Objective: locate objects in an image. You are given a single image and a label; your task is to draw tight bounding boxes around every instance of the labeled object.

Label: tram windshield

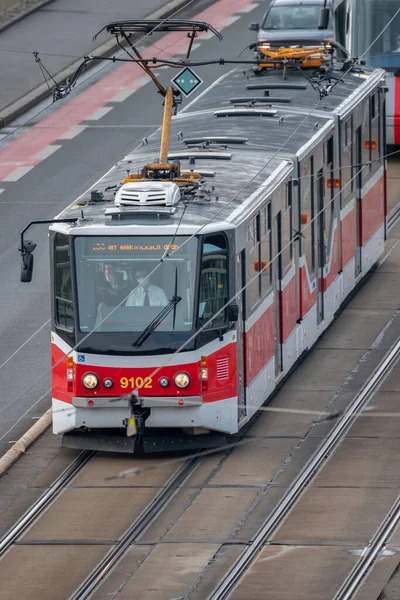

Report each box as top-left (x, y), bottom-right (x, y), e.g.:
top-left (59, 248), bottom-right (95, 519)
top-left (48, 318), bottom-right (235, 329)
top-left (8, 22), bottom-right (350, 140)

top-left (352, 0), bottom-right (400, 69)
top-left (74, 236), bottom-right (198, 333)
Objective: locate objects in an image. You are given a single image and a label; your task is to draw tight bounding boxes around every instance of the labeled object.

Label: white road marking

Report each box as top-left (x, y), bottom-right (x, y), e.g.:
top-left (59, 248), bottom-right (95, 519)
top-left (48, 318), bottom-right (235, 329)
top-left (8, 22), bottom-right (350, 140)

top-left (237, 3), bottom-right (259, 12)
top-left (0, 319), bottom-right (50, 371)
top-left (33, 144), bottom-right (62, 161)
top-left (85, 106), bottom-right (114, 121)
top-left (111, 89), bottom-right (137, 102)
top-left (221, 16), bottom-right (241, 27)
top-left (0, 189), bottom-right (4, 194)
top-left (175, 42), bottom-right (202, 55)
top-left (59, 125), bottom-right (87, 140)
top-left (135, 75), bottom-right (152, 87)
top-left (199, 30), bottom-right (215, 40)
top-left (2, 166), bottom-right (34, 182)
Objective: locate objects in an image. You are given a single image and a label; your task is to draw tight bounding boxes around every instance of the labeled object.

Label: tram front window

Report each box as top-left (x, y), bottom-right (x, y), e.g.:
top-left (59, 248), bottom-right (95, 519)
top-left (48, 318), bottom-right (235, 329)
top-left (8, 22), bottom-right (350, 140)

top-left (353, 0), bottom-right (400, 69)
top-left (74, 236), bottom-right (197, 334)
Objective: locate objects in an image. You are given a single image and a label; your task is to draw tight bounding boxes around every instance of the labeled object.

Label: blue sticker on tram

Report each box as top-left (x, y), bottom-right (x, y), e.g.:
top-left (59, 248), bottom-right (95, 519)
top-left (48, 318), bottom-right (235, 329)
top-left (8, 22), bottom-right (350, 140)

top-left (78, 354), bottom-right (85, 363)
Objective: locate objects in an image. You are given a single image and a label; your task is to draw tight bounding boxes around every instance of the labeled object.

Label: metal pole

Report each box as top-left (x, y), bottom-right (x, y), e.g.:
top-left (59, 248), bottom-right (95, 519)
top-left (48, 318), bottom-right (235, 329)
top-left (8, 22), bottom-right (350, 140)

top-left (159, 86), bottom-right (174, 164)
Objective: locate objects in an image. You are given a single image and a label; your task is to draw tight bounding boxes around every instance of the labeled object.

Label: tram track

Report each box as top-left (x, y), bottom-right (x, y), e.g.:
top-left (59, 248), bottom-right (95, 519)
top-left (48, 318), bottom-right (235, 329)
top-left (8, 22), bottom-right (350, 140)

top-left (207, 338), bottom-right (400, 600)
top-left (387, 202), bottom-right (400, 231)
top-left (69, 455), bottom-right (202, 600)
top-left (0, 450), bottom-right (95, 558)
top-left (333, 495), bottom-right (400, 599)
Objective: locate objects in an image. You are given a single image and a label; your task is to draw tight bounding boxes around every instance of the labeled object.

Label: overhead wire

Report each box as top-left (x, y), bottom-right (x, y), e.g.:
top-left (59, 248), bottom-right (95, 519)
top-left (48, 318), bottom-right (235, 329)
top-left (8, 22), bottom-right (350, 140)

top-left (2, 14), bottom-right (396, 434)
top-left (3, 78), bottom-right (387, 409)
top-left (24, 144), bottom-right (379, 419)
top-left (0, 0), bottom-right (199, 143)
top-left (1, 143), bottom-right (398, 206)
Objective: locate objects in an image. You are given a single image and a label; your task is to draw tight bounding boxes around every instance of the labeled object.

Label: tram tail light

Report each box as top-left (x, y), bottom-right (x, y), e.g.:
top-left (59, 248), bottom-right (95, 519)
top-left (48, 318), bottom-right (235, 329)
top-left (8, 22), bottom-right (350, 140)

top-left (327, 178), bottom-right (340, 189)
top-left (201, 356), bottom-right (208, 392)
top-left (66, 355), bottom-right (74, 393)
top-left (254, 260), bottom-right (267, 273)
top-left (365, 140), bottom-right (377, 150)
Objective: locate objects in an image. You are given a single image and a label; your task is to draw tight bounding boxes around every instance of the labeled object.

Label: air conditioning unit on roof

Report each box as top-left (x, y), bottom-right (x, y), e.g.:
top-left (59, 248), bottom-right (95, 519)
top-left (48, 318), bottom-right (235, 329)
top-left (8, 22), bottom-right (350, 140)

top-left (115, 181), bottom-right (181, 207)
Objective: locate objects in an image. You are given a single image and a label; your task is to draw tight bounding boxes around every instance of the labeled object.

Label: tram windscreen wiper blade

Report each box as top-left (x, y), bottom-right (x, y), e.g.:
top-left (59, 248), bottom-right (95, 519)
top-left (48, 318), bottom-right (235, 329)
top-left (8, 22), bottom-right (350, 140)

top-left (133, 296), bottom-right (182, 348)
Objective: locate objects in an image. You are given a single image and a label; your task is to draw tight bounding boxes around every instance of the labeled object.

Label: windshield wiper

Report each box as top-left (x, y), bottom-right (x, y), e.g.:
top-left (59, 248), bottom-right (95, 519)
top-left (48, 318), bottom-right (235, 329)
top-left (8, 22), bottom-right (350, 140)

top-left (133, 295), bottom-right (182, 347)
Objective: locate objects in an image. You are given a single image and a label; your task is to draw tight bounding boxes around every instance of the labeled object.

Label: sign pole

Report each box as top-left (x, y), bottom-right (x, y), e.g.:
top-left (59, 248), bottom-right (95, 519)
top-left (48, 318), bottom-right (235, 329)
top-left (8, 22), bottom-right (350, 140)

top-left (159, 85), bottom-right (174, 165)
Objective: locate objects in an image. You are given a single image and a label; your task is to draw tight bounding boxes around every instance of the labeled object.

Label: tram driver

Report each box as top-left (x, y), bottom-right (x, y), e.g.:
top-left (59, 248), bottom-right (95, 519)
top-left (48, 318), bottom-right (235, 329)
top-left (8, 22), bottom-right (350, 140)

top-left (97, 262), bottom-right (128, 306)
top-left (125, 267), bottom-right (168, 307)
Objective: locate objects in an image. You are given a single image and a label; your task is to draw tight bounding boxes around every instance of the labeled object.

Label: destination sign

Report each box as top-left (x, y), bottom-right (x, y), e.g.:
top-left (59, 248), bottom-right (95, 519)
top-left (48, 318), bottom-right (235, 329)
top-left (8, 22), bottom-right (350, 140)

top-left (91, 243), bottom-right (179, 252)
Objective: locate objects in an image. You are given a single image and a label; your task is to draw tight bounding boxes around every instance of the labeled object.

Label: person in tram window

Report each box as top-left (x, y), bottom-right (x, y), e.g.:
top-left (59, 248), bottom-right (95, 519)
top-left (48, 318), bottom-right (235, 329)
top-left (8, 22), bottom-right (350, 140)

top-left (125, 267), bottom-right (168, 307)
top-left (97, 262), bottom-right (127, 306)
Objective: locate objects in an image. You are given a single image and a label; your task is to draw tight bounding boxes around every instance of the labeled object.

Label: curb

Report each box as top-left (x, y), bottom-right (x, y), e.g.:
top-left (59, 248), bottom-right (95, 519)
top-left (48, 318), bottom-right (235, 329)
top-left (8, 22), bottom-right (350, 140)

top-left (0, 0), bottom-right (192, 128)
top-left (0, 409), bottom-right (52, 478)
top-left (0, 0), bottom-right (56, 35)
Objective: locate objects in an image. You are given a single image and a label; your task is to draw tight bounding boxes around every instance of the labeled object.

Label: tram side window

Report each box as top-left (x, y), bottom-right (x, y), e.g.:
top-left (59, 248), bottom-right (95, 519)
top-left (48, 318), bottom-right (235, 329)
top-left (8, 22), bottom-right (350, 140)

top-left (300, 158), bottom-right (316, 280)
top-left (370, 92), bottom-right (380, 168)
top-left (323, 136), bottom-right (336, 262)
top-left (260, 204), bottom-right (272, 297)
top-left (54, 233), bottom-right (74, 331)
top-left (247, 215), bottom-right (261, 309)
top-left (280, 185), bottom-right (293, 276)
top-left (362, 100), bottom-right (372, 179)
top-left (341, 117), bottom-right (354, 205)
top-left (198, 234), bottom-right (228, 328)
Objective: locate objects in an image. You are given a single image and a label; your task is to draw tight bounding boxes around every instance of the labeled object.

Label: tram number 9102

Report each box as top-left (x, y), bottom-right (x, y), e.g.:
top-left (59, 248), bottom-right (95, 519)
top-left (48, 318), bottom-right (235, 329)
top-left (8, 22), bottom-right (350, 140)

top-left (120, 376), bottom-right (153, 389)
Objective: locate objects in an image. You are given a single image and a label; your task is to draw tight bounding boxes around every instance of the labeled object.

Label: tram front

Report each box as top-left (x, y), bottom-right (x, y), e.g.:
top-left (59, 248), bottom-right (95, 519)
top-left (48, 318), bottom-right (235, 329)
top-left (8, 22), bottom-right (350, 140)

top-left (49, 221), bottom-right (238, 452)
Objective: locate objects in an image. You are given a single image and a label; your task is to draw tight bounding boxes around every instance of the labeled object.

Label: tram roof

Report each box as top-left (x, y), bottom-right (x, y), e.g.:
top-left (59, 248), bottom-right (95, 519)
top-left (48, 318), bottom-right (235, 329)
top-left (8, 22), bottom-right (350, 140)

top-left (56, 64), bottom-right (384, 236)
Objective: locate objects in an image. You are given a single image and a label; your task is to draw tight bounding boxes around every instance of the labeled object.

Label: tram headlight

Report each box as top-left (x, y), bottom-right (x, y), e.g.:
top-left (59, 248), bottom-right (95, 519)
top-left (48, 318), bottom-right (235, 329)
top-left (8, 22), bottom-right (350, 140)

top-left (174, 372), bottom-right (190, 389)
top-left (103, 378), bottom-right (113, 389)
top-left (82, 373), bottom-right (99, 390)
top-left (159, 377), bottom-right (169, 388)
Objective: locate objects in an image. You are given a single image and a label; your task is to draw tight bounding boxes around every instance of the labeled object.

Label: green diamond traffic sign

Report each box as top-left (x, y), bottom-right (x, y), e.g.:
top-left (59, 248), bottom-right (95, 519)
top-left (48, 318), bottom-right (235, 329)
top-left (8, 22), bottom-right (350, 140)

top-left (172, 67), bottom-right (203, 97)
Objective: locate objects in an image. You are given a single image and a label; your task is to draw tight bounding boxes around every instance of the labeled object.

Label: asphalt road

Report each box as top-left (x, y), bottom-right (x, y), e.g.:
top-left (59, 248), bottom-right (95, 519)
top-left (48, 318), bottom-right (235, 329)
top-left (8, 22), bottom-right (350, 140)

top-left (0, 0), bottom-right (196, 111)
top-left (0, 0), bottom-right (268, 456)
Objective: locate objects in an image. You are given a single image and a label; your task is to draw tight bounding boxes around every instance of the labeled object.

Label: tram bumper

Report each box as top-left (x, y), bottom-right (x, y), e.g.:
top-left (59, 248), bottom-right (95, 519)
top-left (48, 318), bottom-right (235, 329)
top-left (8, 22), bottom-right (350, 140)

top-left (61, 428), bottom-right (226, 453)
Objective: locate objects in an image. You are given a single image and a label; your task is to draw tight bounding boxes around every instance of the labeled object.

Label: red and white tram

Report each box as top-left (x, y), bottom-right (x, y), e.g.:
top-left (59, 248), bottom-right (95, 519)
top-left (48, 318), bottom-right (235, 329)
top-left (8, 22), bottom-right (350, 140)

top-left (20, 34), bottom-right (386, 452)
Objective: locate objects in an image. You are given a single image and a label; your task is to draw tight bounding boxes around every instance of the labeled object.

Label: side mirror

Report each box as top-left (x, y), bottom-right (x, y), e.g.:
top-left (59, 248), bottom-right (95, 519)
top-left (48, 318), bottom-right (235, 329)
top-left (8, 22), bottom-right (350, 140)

top-left (318, 7), bottom-right (330, 29)
top-left (228, 304), bottom-right (239, 322)
top-left (249, 22), bottom-right (260, 31)
top-left (19, 240), bottom-right (37, 283)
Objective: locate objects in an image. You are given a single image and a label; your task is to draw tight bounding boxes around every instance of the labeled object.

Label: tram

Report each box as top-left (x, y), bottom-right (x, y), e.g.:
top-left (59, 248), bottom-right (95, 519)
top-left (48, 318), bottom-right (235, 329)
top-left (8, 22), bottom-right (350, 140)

top-left (19, 21), bottom-right (386, 452)
top-left (328, 0), bottom-right (400, 144)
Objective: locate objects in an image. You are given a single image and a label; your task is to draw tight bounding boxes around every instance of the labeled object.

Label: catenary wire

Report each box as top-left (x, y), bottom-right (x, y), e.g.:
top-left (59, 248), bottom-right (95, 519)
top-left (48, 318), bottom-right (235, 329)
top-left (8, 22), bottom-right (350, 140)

top-left (0, 0), bottom-right (199, 144)
top-left (1, 19), bottom-right (394, 422)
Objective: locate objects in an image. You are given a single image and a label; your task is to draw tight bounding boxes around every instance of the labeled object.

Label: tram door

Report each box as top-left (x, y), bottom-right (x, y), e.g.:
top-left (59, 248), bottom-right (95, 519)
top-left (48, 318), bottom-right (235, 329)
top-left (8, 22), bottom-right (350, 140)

top-left (316, 168), bottom-right (325, 325)
top-left (355, 126), bottom-right (362, 277)
top-left (236, 251), bottom-right (247, 422)
top-left (273, 213), bottom-right (283, 376)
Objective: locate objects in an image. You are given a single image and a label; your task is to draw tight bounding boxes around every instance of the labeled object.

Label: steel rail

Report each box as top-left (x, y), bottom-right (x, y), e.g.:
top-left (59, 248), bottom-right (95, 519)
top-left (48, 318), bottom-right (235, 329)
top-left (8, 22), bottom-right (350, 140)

top-left (387, 202), bottom-right (400, 231)
top-left (70, 454), bottom-right (203, 600)
top-left (333, 495), bottom-right (400, 599)
top-left (0, 450), bottom-right (95, 557)
top-left (208, 338), bottom-right (400, 600)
